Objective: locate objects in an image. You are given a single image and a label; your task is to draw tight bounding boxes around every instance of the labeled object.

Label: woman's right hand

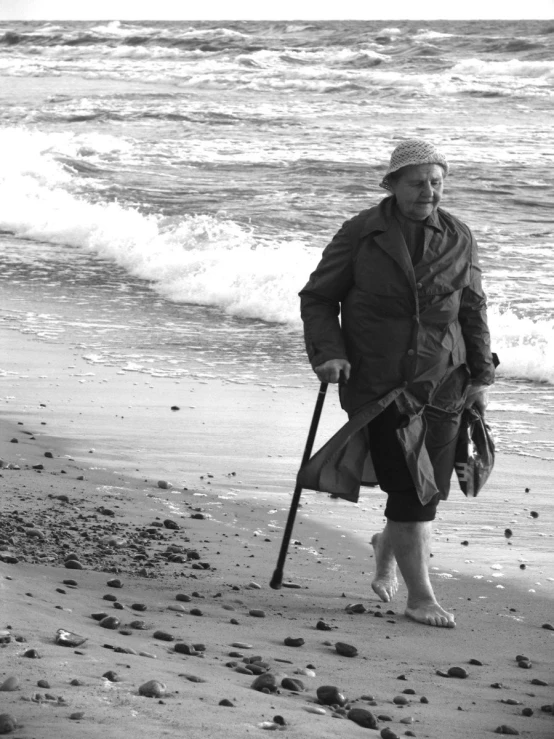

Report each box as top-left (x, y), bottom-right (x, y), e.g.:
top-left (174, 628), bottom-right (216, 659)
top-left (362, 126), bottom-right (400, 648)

top-left (314, 358), bottom-right (351, 384)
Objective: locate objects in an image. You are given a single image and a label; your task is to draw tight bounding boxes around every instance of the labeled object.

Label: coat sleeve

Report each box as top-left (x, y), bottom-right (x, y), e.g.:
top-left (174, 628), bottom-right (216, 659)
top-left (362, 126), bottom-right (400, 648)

top-left (299, 217), bottom-right (358, 369)
top-left (458, 232), bottom-right (495, 386)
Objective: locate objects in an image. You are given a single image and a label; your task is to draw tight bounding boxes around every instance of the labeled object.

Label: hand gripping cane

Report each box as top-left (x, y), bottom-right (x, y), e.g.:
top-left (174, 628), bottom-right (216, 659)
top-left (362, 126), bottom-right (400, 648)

top-left (270, 382), bottom-right (328, 589)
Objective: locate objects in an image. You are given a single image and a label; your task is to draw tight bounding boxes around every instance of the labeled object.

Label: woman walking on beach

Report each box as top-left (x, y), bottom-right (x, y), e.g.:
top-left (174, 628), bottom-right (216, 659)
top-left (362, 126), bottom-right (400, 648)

top-left (299, 139), bottom-right (495, 628)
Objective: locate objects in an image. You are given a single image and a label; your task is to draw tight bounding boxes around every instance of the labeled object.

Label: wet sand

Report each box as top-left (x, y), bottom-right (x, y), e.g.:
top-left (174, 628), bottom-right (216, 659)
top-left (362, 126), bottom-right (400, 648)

top-left (1, 327), bottom-right (553, 738)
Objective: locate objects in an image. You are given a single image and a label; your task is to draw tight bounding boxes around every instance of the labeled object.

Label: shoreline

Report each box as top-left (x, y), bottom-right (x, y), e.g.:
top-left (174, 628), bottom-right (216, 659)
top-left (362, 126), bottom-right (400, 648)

top-left (1, 327), bottom-right (554, 738)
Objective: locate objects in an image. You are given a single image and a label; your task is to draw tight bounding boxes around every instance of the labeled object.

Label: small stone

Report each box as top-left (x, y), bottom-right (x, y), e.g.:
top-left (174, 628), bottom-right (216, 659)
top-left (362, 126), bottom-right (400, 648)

top-left (0, 714), bottom-right (17, 733)
top-left (393, 695), bottom-right (409, 705)
top-left (380, 729), bottom-right (400, 739)
top-left (504, 529), bottom-right (513, 539)
top-left (37, 680), bottom-right (50, 689)
top-left (131, 603), bottom-right (147, 612)
top-left (69, 712), bottom-right (85, 721)
top-left (316, 620), bottom-right (332, 631)
top-left (129, 620), bottom-right (149, 630)
top-left (158, 480), bottom-right (173, 489)
top-left (469, 658), bottom-right (483, 666)
top-left (541, 623), bottom-right (554, 631)
top-left (402, 688), bottom-right (416, 695)
top-left (246, 581), bottom-right (262, 589)
top-left (251, 674), bottom-right (277, 692)
top-left (103, 671), bottom-right (121, 682)
top-left (179, 674), bottom-right (206, 683)
top-left (273, 715), bottom-right (286, 726)
top-left (231, 642), bottom-right (252, 649)
top-left (175, 594), bottom-right (192, 602)
top-left (139, 680), bottom-right (166, 698)
top-left (107, 578), bottom-right (123, 588)
top-left (400, 716), bottom-right (414, 724)
top-left (0, 677), bottom-right (19, 692)
top-left (103, 594), bottom-right (118, 602)
top-left (23, 648), bottom-right (40, 658)
top-left (99, 616), bottom-right (121, 630)
top-left (420, 696), bottom-right (429, 704)
top-left (64, 560), bottom-right (84, 570)
top-left (347, 708), bottom-right (378, 730)
top-left (284, 637), bottom-right (305, 647)
top-left (494, 726), bottom-right (520, 735)
top-left (530, 511), bottom-right (539, 518)
top-left (316, 685), bottom-right (346, 706)
top-left (531, 678), bottom-right (548, 686)
top-left (70, 679), bottom-right (84, 686)
top-left (174, 643), bottom-right (198, 656)
top-left (63, 579), bottom-right (78, 587)
top-left (163, 519), bottom-right (179, 529)
top-left (190, 608), bottom-right (203, 617)
top-left (335, 642), bottom-right (358, 657)
top-left (281, 678), bottom-right (304, 692)
top-left (55, 629), bottom-right (87, 647)
top-left (518, 660), bottom-right (532, 669)
top-left (521, 707), bottom-right (533, 717)
top-left (448, 666), bottom-right (469, 678)
top-left (345, 603), bottom-right (366, 614)
top-left (304, 706), bottom-right (326, 715)
top-left (219, 699), bottom-right (234, 707)
top-left (153, 630), bottom-right (174, 642)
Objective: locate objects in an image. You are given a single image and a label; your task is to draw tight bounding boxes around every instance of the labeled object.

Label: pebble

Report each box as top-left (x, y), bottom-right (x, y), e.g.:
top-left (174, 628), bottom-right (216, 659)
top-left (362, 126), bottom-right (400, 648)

top-left (129, 620), bottom-right (148, 630)
top-left (303, 706), bottom-right (326, 715)
top-left (139, 680), bottom-right (166, 698)
top-left (521, 707), bottom-right (533, 717)
top-left (153, 630), bottom-right (174, 642)
top-left (70, 679), bottom-right (84, 686)
top-left (157, 481), bottom-right (173, 490)
top-left (37, 680), bottom-right (50, 689)
top-left (251, 674), bottom-right (277, 693)
top-left (335, 642), bottom-right (358, 657)
top-left (249, 609), bottom-right (266, 618)
top-left (23, 648), bottom-right (40, 658)
top-left (64, 560), bottom-right (84, 570)
top-left (281, 678), bottom-right (304, 692)
top-left (469, 658), bottom-right (483, 666)
top-left (531, 678), bottom-right (548, 686)
top-left (380, 729), bottom-right (400, 739)
top-left (190, 608), bottom-right (203, 617)
top-left (175, 594), bottom-right (192, 602)
top-left (393, 695), bottom-right (409, 705)
top-left (284, 637), bottom-right (305, 647)
top-left (294, 668), bottom-right (316, 677)
top-left (316, 620), bottom-right (332, 631)
top-left (530, 511), bottom-right (539, 518)
top-left (246, 582), bottom-right (262, 589)
top-left (103, 594), bottom-right (118, 602)
top-left (99, 616), bottom-right (121, 630)
top-left (163, 518), bottom-right (179, 529)
top-left (0, 714), bottom-right (17, 733)
top-left (316, 685), bottom-right (346, 706)
top-left (541, 623), bottom-right (554, 631)
top-left (231, 642), bottom-right (252, 649)
top-left (55, 629), bottom-right (87, 647)
top-left (345, 603), bottom-right (366, 614)
top-left (494, 726), bottom-right (520, 735)
top-left (219, 699), bottom-right (234, 707)
top-left (347, 708), bottom-right (378, 729)
top-left (69, 712), bottom-right (85, 721)
top-left (131, 603), bottom-right (147, 612)
top-left (447, 666), bottom-right (469, 678)
top-left (167, 604), bottom-right (187, 613)
top-left (0, 677), bottom-right (19, 692)
top-left (107, 578), bottom-right (123, 588)
top-left (174, 642), bottom-right (198, 656)
top-left (103, 671), bottom-right (121, 682)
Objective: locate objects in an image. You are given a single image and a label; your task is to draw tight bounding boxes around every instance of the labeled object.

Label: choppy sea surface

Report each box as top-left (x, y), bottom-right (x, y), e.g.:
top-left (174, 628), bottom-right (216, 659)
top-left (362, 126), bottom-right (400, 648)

top-left (0, 19), bottom-right (553, 460)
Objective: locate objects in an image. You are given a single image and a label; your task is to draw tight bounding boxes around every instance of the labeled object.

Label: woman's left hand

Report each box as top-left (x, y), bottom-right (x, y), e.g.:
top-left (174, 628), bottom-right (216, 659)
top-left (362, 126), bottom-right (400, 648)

top-left (464, 383), bottom-right (489, 414)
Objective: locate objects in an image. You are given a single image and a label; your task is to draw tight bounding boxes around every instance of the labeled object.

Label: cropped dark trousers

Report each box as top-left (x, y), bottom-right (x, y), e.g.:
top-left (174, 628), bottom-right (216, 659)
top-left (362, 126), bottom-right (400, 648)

top-left (367, 402), bottom-right (461, 522)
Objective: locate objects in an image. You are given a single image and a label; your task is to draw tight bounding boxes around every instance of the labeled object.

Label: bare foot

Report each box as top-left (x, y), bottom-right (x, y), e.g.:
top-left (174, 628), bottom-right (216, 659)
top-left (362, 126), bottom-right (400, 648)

top-left (370, 532), bottom-right (399, 603)
top-left (405, 601), bottom-right (456, 628)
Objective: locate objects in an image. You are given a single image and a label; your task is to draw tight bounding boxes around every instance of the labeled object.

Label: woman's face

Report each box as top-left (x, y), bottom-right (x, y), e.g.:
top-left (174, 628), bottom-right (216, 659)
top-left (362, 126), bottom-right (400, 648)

top-left (390, 163), bottom-right (445, 221)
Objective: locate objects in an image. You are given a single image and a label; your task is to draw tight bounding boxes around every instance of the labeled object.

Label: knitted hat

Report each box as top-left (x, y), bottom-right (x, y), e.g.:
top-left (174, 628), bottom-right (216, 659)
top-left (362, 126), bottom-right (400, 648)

top-left (380, 139), bottom-right (449, 191)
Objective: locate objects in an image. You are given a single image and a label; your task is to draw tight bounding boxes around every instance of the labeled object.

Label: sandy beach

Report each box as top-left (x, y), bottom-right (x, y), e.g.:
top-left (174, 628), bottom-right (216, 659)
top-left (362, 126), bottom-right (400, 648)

top-left (1, 326), bottom-right (553, 739)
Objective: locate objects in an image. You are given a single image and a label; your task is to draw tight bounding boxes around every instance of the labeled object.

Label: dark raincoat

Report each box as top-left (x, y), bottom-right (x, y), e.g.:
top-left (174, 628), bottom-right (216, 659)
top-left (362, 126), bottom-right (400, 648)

top-left (298, 195), bottom-right (495, 505)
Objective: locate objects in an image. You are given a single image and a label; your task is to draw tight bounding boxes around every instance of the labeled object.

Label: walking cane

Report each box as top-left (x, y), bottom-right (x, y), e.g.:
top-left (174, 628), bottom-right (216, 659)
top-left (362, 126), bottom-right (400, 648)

top-left (270, 381), bottom-right (328, 589)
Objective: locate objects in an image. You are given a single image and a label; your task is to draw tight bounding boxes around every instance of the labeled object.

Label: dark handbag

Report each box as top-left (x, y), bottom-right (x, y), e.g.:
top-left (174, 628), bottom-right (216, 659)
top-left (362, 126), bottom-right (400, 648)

top-left (454, 407), bottom-right (495, 498)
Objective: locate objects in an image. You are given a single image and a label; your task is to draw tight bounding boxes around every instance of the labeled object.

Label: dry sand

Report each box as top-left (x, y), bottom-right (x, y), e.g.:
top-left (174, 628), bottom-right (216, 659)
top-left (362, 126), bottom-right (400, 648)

top-left (1, 327), bottom-right (553, 739)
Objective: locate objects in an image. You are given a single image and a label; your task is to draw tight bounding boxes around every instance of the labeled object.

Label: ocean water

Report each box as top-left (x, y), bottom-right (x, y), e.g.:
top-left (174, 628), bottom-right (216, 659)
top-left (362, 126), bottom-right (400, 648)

top-left (1, 19), bottom-right (554, 460)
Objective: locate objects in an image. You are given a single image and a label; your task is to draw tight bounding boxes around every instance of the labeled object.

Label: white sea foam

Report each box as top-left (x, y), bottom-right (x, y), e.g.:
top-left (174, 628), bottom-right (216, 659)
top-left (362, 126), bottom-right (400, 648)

top-left (489, 307), bottom-right (554, 384)
top-left (452, 58), bottom-right (554, 79)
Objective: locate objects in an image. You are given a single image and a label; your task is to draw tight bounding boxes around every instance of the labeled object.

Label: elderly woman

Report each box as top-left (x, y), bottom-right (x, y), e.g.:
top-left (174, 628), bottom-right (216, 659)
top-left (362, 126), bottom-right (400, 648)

top-left (299, 139), bottom-right (495, 628)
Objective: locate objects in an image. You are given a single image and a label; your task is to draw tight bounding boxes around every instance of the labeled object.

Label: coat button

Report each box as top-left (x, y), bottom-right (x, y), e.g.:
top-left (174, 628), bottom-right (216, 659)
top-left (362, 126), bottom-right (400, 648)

top-left (407, 349), bottom-right (415, 356)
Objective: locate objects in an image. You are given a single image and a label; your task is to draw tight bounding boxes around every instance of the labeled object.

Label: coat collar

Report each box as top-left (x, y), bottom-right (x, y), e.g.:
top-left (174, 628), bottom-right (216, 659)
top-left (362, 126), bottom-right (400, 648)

top-left (360, 196), bottom-right (444, 238)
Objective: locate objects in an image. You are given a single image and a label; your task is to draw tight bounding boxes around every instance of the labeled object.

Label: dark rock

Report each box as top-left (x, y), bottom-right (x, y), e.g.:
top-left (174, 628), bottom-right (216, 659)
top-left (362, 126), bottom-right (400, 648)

top-left (139, 680), bottom-right (166, 698)
top-left (103, 594), bottom-right (118, 602)
top-left (23, 648), bottom-right (40, 658)
top-left (131, 604), bottom-right (147, 612)
top-left (163, 519), bottom-right (179, 529)
top-left (541, 623), bottom-right (554, 631)
top-left (249, 609), bottom-right (266, 618)
top-left (129, 620), bottom-right (149, 630)
top-left (190, 608), bottom-right (203, 617)
top-left (103, 671), bottom-right (121, 682)
top-left (176, 594), bottom-right (192, 602)
top-left (179, 674), bottom-right (206, 683)
top-left (494, 726), bottom-right (520, 735)
top-left (69, 712), bottom-right (85, 720)
top-left (273, 715), bottom-right (286, 726)
top-left (98, 616), bottom-right (121, 630)
top-left (281, 678), bottom-right (304, 692)
top-left (347, 708), bottom-right (378, 729)
top-left (91, 612), bottom-right (109, 621)
top-left (521, 708), bottom-right (533, 717)
top-left (531, 678), bottom-right (548, 686)
top-left (0, 677), bottom-right (19, 692)
top-left (393, 695), bottom-right (409, 705)
top-left (469, 659), bottom-right (483, 666)
top-left (316, 685), bottom-right (346, 706)
top-left (174, 642), bottom-right (198, 655)
top-left (55, 629), bottom-right (87, 647)
top-left (335, 641), bottom-right (358, 657)
top-left (316, 620), bottom-right (332, 631)
top-left (153, 630), bottom-right (174, 642)
top-left (107, 578), bottom-right (123, 588)
top-left (219, 699), bottom-right (234, 707)
top-left (64, 560), bottom-right (84, 570)
top-left (448, 666), bottom-right (469, 678)
top-left (284, 637), bottom-right (305, 647)
top-left (380, 729), bottom-right (400, 739)
top-left (345, 603), bottom-right (366, 614)
top-left (37, 680), bottom-right (50, 689)
top-left (251, 674), bottom-right (277, 693)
